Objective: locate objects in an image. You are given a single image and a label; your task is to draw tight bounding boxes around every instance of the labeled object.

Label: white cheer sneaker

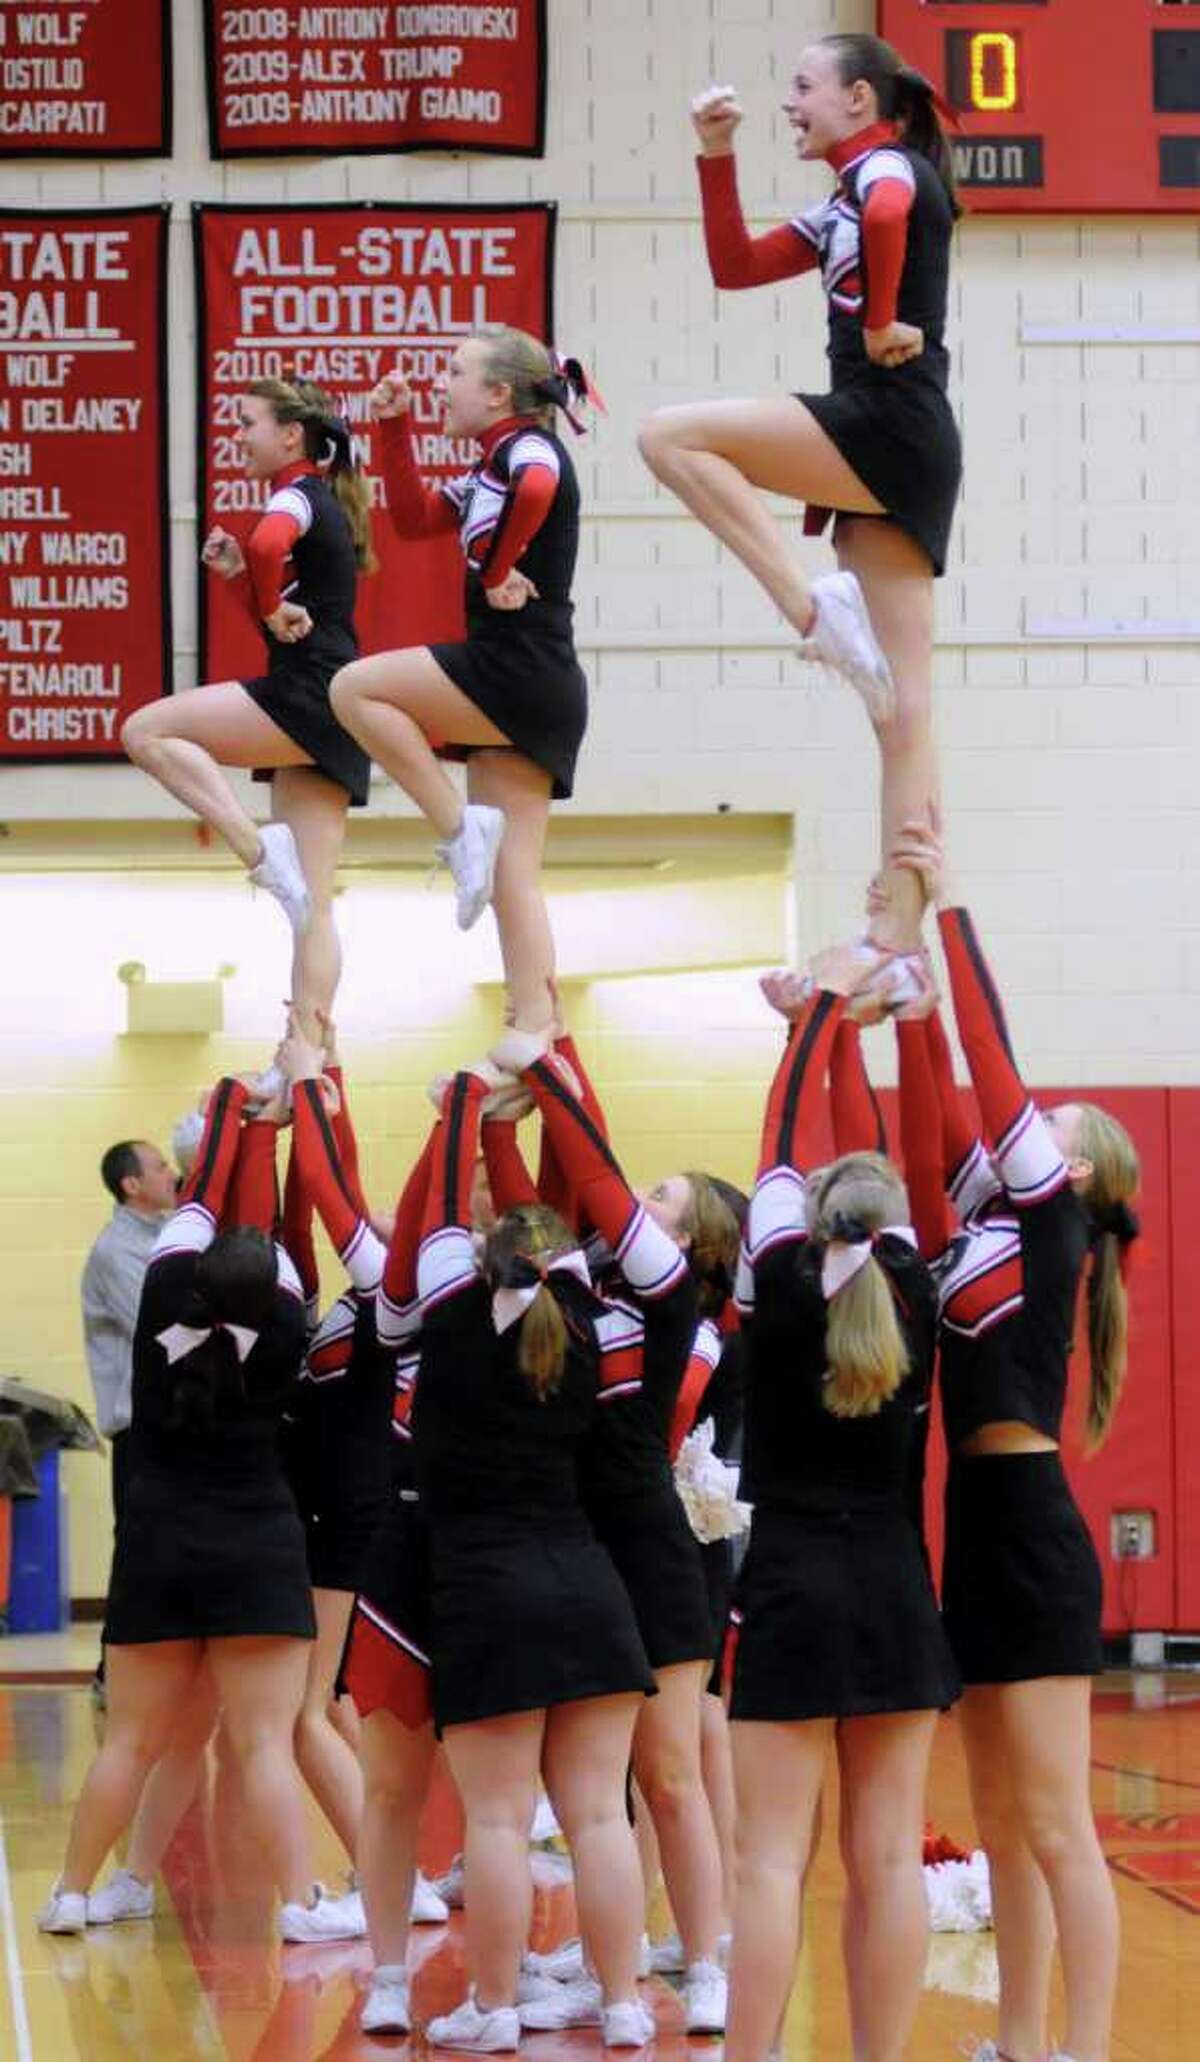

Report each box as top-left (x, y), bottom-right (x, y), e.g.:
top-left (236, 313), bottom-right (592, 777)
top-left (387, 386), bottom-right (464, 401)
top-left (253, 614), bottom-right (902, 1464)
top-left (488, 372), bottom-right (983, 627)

top-left (37, 1884), bottom-right (87, 1935)
top-left (278, 1881), bottom-right (367, 1943)
top-left (518, 1976), bottom-right (603, 2030)
top-left (802, 569), bottom-right (895, 722)
top-left (249, 822), bottom-right (311, 932)
top-left (411, 1869), bottom-right (450, 1924)
top-left (436, 804), bottom-right (505, 931)
top-left (602, 1997), bottom-right (657, 2048)
top-left (426, 1989), bottom-right (521, 2051)
top-left (86, 1868), bottom-right (154, 1925)
top-left (360, 1964), bottom-right (411, 2034)
top-left (683, 1957), bottom-right (728, 2033)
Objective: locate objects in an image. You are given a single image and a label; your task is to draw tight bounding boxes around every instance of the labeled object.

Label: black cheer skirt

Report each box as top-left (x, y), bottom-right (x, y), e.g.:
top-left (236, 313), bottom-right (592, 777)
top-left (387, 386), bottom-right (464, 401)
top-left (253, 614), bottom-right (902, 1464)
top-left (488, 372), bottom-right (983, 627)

top-left (281, 1420), bottom-right (391, 1595)
top-left (592, 1485), bottom-right (718, 1674)
top-left (429, 600), bottom-right (588, 800)
top-left (430, 1511), bottom-right (654, 1731)
top-left (797, 374), bottom-right (962, 577)
top-left (244, 651), bottom-right (370, 806)
top-left (942, 1452), bottom-right (1104, 1685)
top-left (104, 1466), bottom-right (315, 1646)
top-left (730, 1502), bottom-right (959, 1723)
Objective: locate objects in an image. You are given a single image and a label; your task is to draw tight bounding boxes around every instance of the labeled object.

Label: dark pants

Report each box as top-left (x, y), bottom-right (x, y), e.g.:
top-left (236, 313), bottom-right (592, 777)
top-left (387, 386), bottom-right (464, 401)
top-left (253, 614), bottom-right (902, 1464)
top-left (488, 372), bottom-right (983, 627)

top-left (96, 1429), bottom-right (131, 1682)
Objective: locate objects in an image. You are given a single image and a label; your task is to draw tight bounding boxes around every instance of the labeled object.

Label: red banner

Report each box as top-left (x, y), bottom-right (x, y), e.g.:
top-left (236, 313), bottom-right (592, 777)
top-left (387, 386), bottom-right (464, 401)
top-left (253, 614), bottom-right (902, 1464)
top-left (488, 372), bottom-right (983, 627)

top-left (0, 207), bottom-right (171, 762)
top-left (0, 1), bottom-right (171, 158)
top-left (193, 202), bottom-right (555, 685)
top-left (203, 2), bottom-right (545, 158)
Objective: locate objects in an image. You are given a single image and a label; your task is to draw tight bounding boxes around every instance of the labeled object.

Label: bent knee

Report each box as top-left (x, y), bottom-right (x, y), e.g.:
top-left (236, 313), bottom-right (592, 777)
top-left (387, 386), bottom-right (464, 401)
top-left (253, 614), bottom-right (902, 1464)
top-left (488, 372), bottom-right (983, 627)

top-left (637, 410), bottom-right (682, 469)
top-left (120, 708), bottom-right (157, 761)
top-left (329, 663), bottom-right (366, 720)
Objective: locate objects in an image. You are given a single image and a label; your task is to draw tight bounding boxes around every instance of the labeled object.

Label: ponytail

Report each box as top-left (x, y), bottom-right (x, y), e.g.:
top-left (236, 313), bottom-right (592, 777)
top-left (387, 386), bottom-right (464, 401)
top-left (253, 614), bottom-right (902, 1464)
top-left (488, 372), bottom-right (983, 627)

top-left (248, 376), bottom-right (378, 573)
top-left (1068, 1104), bottom-right (1140, 1448)
top-left (821, 32), bottom-right (962, 217)
top-left (810, 1150), bottom-right (914, 1419)
top-left (165, 1227), bottom-right (278, 1432)
top-left (516, 1283), bottom-right (569, 1401)
top-left (823, 1253), bottom-right (909, 1419)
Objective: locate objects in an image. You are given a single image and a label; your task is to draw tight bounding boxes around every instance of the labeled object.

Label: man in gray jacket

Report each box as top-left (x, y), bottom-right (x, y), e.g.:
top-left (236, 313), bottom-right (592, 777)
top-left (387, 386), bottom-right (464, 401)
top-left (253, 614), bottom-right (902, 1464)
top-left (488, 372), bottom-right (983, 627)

top-left (81, 1139), bottom-right (178, 1685)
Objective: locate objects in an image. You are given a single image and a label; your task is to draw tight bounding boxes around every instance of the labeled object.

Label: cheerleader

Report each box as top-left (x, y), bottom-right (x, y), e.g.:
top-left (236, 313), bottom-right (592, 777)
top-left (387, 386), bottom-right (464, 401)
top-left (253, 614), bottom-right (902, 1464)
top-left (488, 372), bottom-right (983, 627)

top-left (891, 823), bottom-right (1140, 2062)
top-left (331, 334), bottom-right (591, 1033)
top-left (640, 32), bottom-right (962, 968)
top-left (409, 1067), bottom-right (656, 2052)
top-left (38, 1078), bottom-right (360, 1942)
top-left (503, 1027), bottom-right (741, 2035)
top-left (726, 954), bottom-right (958, 2062)
top-left (122, 379), bottom-right (375, 1041)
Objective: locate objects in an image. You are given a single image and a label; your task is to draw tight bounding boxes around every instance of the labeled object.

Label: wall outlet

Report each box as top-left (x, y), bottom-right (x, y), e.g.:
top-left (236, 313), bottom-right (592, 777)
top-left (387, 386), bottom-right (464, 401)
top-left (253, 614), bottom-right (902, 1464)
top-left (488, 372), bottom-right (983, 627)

top-left (1111, 1510), bottom-right (1156, 1561)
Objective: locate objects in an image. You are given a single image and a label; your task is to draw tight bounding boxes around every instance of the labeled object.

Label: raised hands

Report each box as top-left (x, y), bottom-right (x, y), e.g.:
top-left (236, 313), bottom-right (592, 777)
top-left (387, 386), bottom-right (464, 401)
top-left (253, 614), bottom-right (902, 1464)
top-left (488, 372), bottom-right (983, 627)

top-left (201, 525), bottom-right (245, 580)
top-left (691, 83), bottom-right (743, 155)
top-left (368, 368), bottom-right (414, 422)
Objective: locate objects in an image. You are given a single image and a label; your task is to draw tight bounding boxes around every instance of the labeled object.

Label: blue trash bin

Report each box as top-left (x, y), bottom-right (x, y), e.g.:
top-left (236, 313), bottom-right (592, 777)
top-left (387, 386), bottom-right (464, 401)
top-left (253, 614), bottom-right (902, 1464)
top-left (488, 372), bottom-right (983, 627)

top-left (9, 1450), bottom-right (69, 1634)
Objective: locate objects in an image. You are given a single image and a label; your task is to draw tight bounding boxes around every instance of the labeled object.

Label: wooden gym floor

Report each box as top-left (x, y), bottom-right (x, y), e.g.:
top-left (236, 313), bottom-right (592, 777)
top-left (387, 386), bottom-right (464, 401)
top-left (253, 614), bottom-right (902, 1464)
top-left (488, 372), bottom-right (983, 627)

top-left (0, 1652), bottom-right (1196, 2061)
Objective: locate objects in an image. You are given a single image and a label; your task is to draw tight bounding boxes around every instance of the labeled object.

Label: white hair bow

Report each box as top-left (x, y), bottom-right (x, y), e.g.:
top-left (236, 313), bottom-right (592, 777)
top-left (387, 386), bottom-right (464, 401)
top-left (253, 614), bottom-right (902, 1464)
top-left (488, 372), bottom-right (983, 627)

top-left (821, 1224), bottom-right (917, 1301)
top-left (492, 1248), bottom-right (593, 1335)
top-left (156, 1321), bottom-right (259, 1365)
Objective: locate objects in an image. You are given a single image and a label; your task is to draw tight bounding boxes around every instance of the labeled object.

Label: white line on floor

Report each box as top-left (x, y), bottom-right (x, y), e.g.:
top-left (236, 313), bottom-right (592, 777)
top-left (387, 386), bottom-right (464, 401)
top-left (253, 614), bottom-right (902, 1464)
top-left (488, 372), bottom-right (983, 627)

top-left (0, 1812), bottom-right (33, 2062)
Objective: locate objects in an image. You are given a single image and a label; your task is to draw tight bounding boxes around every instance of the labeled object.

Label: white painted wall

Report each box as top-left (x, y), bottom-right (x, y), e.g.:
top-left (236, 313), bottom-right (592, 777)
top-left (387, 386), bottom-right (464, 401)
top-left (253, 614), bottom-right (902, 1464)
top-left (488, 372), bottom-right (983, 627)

top-left (1, 0), bottom-right (1196, 1082)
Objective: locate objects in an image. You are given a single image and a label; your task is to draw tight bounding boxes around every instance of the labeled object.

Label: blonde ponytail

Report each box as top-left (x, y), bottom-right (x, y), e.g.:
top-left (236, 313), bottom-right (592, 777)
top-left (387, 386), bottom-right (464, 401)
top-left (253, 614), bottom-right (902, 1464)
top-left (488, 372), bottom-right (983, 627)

top-left (1074, 1103), bottom-right (1140, 1451)
top-left (811, 1151), bottom-right (912, 1419)
top-left (517, 1284), bottom-right (569, 1401)
top-left (248, 375), bottom-right (377, 573)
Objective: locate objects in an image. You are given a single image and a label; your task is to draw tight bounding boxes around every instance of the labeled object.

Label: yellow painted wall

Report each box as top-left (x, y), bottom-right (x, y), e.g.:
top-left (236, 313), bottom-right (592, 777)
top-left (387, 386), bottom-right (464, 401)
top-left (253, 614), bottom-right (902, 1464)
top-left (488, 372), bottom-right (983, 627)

top-left (0, 864), bottom-right (783, 1599)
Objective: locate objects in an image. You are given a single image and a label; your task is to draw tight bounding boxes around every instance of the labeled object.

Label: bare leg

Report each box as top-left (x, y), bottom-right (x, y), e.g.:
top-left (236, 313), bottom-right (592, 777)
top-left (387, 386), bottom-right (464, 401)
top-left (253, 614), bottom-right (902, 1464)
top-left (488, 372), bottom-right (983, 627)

top-left (271, 770), bottom-right (348, 1039)
top-left (632, 1782), bottom-right (662, 1933)
top-left (124, 1659), bottom-right (220, 1881)
top-left (632, 1660), bottom-right (723, 1967)
top-left (330, 647), bottom-right (507, 840)
top-left (701, 1689), bottom-right (737, 1931)
top-left (959, 1689), bottom-right (1055, 2062)
top-left (467, 749), bottom-right (555, 1033)
top-left (542, 1693), bottom-right (644, 2001)
top-left (990, 1680), bottom-right (1117, 2062)
top-left (837, 1710), bottom-right (938, 2062)
top-left (359, 1708), bottom-right (437, 1967)
top-left (442, 1708), bottom-right (542, 2009)
top-left (121, 683), bottom-right (311, 869)
top-left (59, 1642), bottom-right (204, 1893)
top-left (727, 1717), bottom-right (831, 2062)
top-left (836, 519), bottom-right (938, 953)
top-left (638, 398), bottom-right (883, 635)
top-left (207, 1636), bottom-right (314, 1905)
top-left (293, 1588), bottom-right (362, 1864)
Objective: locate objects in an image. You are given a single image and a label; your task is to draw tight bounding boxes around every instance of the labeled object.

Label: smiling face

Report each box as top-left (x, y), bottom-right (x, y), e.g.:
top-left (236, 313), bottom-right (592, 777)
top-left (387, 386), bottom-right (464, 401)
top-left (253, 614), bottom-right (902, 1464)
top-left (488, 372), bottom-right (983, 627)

top-left (441, 337), bottom-right (511, 438)
top-left (237, 393), bottom-right (304, 479)
top-left (782, 42), bottom-right (876, 160)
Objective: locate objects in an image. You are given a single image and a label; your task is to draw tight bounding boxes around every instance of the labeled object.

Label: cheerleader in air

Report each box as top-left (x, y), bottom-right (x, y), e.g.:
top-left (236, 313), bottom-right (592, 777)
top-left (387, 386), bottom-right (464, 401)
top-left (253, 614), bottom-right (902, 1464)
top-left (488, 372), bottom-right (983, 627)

top-left (39, 1078), bottom-right (362, 1943)
top-left (122, 378), bottom-right (375, 1041)
top-left (640, 31), bottom-right (962, 976)
top-left (891, 822), bottom-right (1140, 2062)
top-left (725, 952), bottom-right (958, 2062)
top-left (331, 332), bottom-right (591, 1035)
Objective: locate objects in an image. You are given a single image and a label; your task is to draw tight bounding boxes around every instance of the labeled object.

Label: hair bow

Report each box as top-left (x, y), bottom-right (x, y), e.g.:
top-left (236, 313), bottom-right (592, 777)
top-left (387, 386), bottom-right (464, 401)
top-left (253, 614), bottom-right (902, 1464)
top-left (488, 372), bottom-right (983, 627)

top-left (492, 1247), bottom-right (593, 1335)
top-left (535, 352), bottom-right (607, 436)
top-left (156, 1321), bottom-right (259, 1365)
top-left (820, 1221), bottom-right (917, 1301)
top-left (318, 415), bottom-right (355, 473)
top-left (1093, 1199), bottom-right (1140, 1245)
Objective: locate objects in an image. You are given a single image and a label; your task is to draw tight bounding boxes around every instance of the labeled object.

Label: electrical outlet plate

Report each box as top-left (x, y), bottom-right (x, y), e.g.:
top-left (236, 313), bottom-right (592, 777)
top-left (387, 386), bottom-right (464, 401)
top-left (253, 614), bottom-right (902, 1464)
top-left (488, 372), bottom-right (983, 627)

top-left (1111, 1510), bottom-right (1156, 1561)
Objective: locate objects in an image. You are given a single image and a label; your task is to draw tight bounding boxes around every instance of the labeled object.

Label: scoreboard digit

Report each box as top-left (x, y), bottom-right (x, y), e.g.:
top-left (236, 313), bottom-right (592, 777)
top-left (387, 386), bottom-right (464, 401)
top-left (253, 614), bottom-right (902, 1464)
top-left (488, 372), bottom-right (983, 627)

top-left (879, 2), bottom-right (1200, 211)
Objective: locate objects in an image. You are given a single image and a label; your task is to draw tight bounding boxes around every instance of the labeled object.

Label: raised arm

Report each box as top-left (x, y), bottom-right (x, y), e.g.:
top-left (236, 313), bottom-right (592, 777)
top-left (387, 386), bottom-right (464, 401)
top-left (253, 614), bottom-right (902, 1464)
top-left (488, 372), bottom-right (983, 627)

top-left (378, 1126), bottom-right (438, 1350)
top-left (153, 1077), bottom-right (249, 1261)
top-left (747, 989), bottom-right (844, 1266)
top-left (895, 1019), bottom-right (952, 1260)
top-left (324, 1051), bottom-right (368, 1221)
top-left (377, 411), bottom-right (463, 541)
top-left (939, 908), bottom-right (1068, 1207)
top-left (923, 1004), bottom-right (1000, 1220)
top-left (520, 1051), bottom-right (687, 1306)
top-left (417, 1072), bottom-right (487, 1313)
top-left (290, 1080), bottom-right (386, 1296)
top-left (830, 1018), bottom-right (888, 1158)
top-left (697, 154), bottom-right (821, 291)
top-left (223, 1116), bottom-right (280, 1238)
top-left (481, 1115), bottom-right (540, 1215)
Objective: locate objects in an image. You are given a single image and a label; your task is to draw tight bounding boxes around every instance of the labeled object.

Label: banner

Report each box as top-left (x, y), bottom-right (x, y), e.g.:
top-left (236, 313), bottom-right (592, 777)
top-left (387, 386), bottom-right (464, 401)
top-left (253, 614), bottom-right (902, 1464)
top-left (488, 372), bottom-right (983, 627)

top-left (0, 207), bottom-right (171, 763)
top-left (194, 202), bottom-right (555, 686)
top-left (203, 1), bottom-right (545, 159)
top-left (0, 1), bottom-right (171, 158)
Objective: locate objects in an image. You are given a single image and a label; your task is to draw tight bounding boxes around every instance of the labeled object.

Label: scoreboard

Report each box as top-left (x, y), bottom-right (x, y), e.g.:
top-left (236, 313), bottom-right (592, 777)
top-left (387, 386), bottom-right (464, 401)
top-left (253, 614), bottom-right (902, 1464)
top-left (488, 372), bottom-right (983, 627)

top-left (879, 2), bottom-right (1200, 210)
